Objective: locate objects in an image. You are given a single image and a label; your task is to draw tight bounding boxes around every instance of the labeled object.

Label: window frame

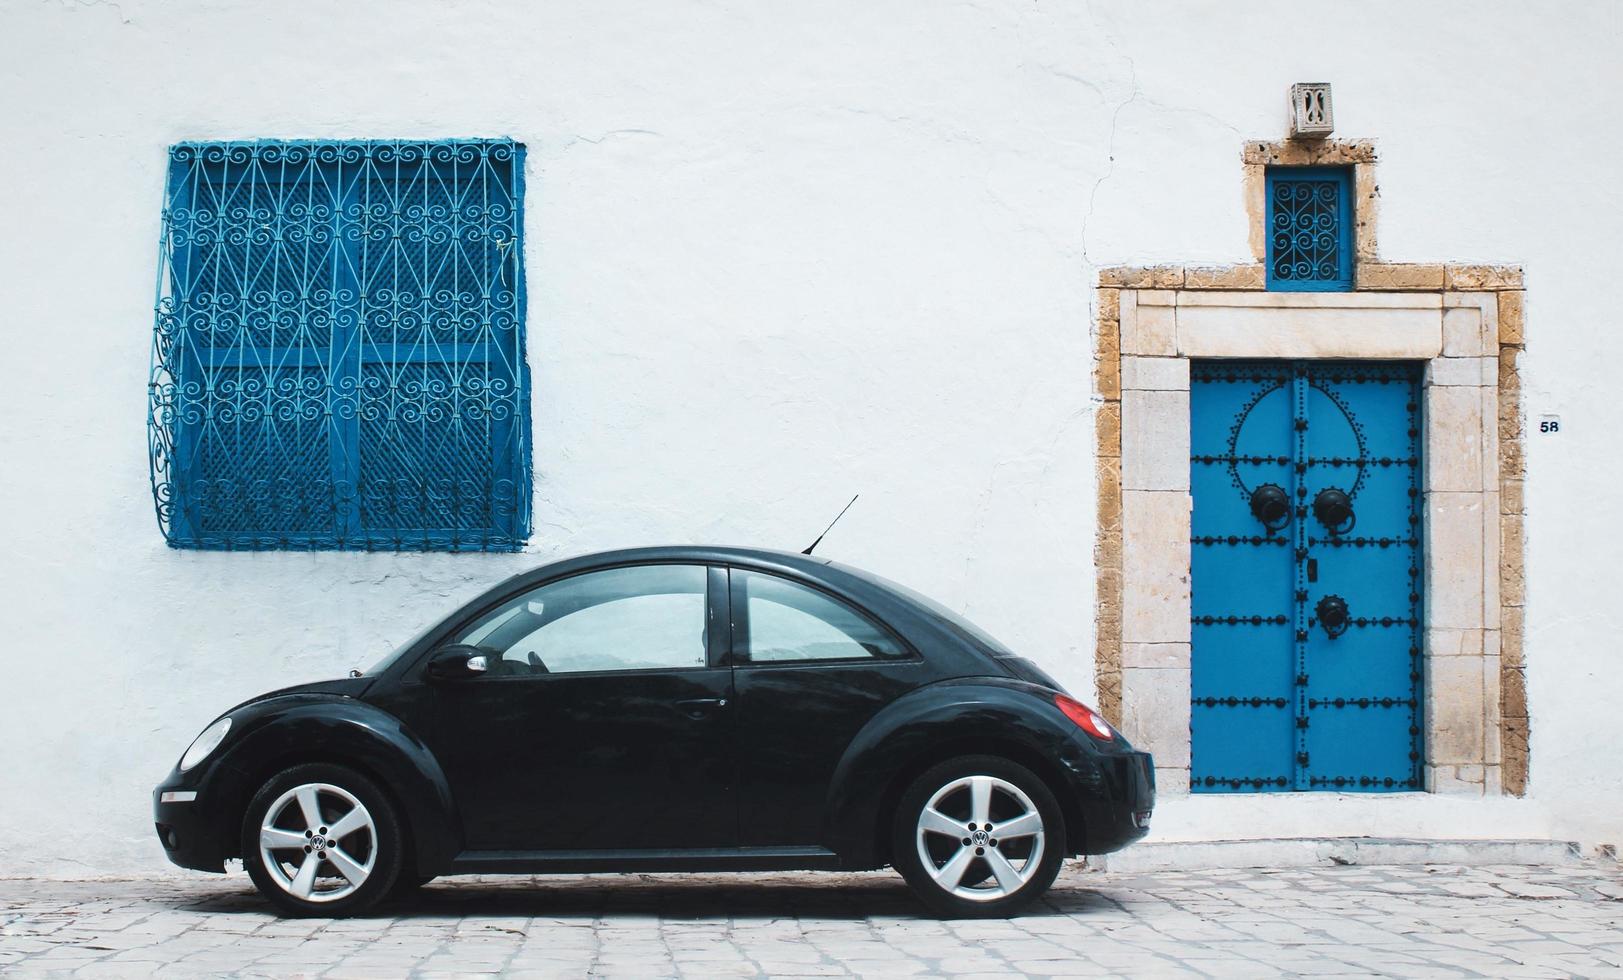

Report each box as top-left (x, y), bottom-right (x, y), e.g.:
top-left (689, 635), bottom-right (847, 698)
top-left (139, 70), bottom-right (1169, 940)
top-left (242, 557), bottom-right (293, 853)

top-left (724, 566), bottom-right (918, 668)
top-left (1264, 164), bottom-right (1354, 293)
top-left (416, 562), bottom-right (732, 682)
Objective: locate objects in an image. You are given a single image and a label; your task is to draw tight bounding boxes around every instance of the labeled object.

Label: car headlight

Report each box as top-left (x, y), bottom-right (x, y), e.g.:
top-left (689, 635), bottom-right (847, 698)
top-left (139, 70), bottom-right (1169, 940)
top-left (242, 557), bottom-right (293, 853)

top-left (179, 717), bottom-right (232, 772)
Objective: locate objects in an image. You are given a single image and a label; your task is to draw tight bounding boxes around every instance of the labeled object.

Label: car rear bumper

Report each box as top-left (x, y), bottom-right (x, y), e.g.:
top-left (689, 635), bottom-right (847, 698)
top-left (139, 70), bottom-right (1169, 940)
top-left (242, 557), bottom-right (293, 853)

top-left (1062, 747), bottom-right (1155, 855)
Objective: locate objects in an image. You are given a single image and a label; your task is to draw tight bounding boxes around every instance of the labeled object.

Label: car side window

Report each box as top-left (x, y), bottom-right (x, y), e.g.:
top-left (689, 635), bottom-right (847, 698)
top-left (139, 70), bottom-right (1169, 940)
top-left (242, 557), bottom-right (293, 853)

top-left (737, 570), bottom-right (908, 663)
top-left (455, 564), bottom-right (709, 675)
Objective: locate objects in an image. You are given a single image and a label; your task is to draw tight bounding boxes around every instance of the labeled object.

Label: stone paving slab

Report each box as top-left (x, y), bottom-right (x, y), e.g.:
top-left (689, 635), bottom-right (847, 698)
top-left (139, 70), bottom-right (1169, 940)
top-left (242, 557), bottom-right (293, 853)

top-left (1, 862), bottom-right (1621, 977)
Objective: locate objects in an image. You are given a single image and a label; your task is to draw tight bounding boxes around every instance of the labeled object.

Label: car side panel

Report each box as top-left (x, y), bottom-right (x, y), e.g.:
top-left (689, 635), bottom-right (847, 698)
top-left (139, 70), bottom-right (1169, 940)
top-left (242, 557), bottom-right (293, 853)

top-left (731, 659), bottom-right (931, 847)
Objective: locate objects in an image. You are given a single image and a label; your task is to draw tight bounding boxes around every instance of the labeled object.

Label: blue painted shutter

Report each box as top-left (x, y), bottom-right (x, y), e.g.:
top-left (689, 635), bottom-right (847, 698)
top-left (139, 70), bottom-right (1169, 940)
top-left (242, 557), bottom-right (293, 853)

top-left (1265, 167), bottom-right (1353, 291)
top-left (149, 141), bottom-right (531, 551)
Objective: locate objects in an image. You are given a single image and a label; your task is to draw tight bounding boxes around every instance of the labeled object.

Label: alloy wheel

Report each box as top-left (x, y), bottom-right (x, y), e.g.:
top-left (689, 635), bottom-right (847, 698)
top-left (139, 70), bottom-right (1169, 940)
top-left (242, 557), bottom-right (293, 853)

top-left (914, 774), bottom-right (1046, 902)
top-left (257, 782), bottom-right (377, 903)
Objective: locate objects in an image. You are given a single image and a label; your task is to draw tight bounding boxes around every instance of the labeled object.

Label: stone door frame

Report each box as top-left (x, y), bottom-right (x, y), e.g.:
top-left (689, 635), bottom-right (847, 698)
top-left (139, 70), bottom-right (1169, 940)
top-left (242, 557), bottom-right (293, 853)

top-left (1091, 140), bottom-right (1529, 799)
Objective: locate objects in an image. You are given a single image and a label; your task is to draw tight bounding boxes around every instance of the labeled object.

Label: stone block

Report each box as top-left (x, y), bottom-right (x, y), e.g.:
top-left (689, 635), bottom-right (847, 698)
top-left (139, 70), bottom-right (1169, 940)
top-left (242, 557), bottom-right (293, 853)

top-left (1122, 389), bottom-right (1191, 491)
top-left (1121, 355), bottom-right (1190, 392)
top-left (1500, 605), bottom-right (1524, 667)
top-left (1097, 457), bottom-right (1122, 531)
top-left (1096, 666), bottom-right (1122, 726)
top-left (1424, 491), bottom-right (1486, 629)
top-left (1096, 401), bottom-right (1120, 457)
top-left (1122, 641), bottom-right (1190, 670)
top-left (1425, 765), bottom-right (1485, 796)
top-left (1500, 662), bottom-right (1526, 715)
top-left (1484, 649), bottom-right (1502, 718)
top-left (1354, 262), bottom-right (1445, 291)
top-left (1500, 424), bottom-right (1524, 479)
top-left (1099, 266), bottom-right (1184, 289)
top-left (1121, 490), bottom-right (1192, 645)
top-left (1480, 387), bottom-right (1500, 491)
top-left (1444, 265), bottom-right (1523, 291)
top-left (1482, 490), bottom-right (1500, 618)
top-left (1498, 290), bottom-right (1524, 344)
top-left (1424, 356), bottom-right (1487, 387)
top-left (1120, 667), bottom-right (1190, 767)
top-left (1095, 531), bottom-right (1123, 573)
top-left (1425, 628), bottom-right (1464, 658)
top-left (1423, 387), bottom-right (1483, 492)
top-left (1096, 352), bottom-right (1121, 400)
top-left (1441, 307), bottom-right (1483, 357)
top-left (1353, 165), bottom-right (1380, 261)
top-left (1498, 346), bottom-right (1522, 392)
top-left (1241, 139), bottom-right (1376, 166)
top-left (1184, 265), bottom-right (1265, 290)
top-left (1426, 655), bottom-right (1485, 765)
top-left (1502, 717), bottom-right (1529, 796)
top-left (1501, 478), bottom-right (1524, 514)
top-left (1500, 514), bottom-right (1525, 607)
top-left (1098, 317), bottom-right (1120, 356)
top-left (1139, 289), bottom-right (1176, 307)
top-left (1243, 164), bottom-right (1267, 262)
top-left (1123, 302), bottom-right (1177, 356)
top-left (1097, 287), bottom-right (1120, 323)
top-left (1174, 292), bottom-right (1442, 359)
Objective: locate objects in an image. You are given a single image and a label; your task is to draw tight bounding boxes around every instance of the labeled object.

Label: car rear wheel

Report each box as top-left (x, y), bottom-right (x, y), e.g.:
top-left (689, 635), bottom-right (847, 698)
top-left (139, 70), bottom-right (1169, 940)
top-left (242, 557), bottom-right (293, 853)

top-left (891, 755), bottom-right (1065, 918)
top-left (240, 763), bottom-right (402, 917)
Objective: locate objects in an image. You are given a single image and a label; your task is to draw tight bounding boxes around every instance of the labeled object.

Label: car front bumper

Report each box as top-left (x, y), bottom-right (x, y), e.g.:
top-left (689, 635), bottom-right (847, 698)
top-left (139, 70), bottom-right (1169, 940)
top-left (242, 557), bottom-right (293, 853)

top-left (153, 771), bottom-right (232, 873)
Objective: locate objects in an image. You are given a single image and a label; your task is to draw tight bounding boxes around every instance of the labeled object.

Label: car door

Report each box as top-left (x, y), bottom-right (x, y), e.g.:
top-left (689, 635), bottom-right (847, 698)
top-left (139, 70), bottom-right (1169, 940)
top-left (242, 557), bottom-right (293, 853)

top-left (426, 564), bottom-right (736, 852)
top-left (727, 567), bottom-right (925, 848)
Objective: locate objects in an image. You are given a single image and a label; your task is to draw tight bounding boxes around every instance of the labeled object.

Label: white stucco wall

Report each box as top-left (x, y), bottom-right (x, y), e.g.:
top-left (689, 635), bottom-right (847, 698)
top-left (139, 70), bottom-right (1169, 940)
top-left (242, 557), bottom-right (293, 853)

top-left (0, 0), bottom-right (1618, 876)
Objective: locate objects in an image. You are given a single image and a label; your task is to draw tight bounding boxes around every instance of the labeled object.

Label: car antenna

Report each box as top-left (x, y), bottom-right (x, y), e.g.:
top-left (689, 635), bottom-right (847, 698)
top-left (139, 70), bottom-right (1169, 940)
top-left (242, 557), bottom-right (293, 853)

top-left (803, 494), bottom-right (859, 555)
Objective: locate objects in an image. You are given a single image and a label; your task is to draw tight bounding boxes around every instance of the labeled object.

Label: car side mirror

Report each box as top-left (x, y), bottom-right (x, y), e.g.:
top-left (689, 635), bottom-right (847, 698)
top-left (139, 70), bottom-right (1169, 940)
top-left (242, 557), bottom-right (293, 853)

top-left (426, 645), bottom-right (491, 681)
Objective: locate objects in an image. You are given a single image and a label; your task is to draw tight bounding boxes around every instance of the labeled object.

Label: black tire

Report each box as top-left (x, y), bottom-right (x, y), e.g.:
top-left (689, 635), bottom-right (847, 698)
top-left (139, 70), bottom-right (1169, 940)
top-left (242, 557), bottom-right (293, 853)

top-left (240, 763), bottom-right (403, 917)
top-left (891, 755), bottom-right (1066, 918)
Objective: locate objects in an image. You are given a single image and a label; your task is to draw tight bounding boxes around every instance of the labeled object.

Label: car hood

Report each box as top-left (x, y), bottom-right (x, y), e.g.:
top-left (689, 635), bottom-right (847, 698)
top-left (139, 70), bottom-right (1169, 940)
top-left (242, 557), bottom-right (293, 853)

top-left (226, 676), bottom-right (373, 714)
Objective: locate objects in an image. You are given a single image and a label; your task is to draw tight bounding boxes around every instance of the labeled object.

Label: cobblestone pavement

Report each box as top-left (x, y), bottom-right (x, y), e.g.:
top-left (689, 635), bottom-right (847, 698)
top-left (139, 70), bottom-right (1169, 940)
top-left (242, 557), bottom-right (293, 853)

top-left (2, 862), bottom-right (1622, 978)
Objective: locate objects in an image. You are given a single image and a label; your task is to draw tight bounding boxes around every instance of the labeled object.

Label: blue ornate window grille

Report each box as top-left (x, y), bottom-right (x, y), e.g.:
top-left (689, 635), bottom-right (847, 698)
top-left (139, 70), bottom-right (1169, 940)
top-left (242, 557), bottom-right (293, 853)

top-left (147, 140), bottom-right (532, 550)
top-left (1266, 166), bottom-right (1353, 291)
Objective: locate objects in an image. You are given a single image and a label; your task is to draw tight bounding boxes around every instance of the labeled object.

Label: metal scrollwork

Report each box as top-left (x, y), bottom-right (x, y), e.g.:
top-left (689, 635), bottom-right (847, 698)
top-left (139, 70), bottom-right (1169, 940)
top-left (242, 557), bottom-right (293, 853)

top-left (1269, 173), bottom-right (1346, 286)
top-left (147, 140), bottom-right (531, 551)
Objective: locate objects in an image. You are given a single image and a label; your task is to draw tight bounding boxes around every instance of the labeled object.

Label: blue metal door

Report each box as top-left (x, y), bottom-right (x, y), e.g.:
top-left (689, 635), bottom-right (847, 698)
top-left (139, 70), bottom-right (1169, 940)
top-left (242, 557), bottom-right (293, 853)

top-left (1190, 360), bottom-right (1422, 792)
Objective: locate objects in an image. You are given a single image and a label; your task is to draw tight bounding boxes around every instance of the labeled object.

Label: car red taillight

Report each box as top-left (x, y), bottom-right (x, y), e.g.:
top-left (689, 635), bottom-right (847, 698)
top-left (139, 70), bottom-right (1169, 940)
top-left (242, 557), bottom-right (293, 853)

top-left (1055, 694), bottom-right (1115, 741)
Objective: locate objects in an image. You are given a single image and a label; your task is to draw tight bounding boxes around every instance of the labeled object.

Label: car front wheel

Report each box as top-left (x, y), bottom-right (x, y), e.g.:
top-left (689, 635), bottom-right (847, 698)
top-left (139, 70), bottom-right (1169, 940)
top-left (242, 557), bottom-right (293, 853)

top-left (892, 755), bottom-right (1065, 917)
top-left (240, 763), bottom-right (403, 917)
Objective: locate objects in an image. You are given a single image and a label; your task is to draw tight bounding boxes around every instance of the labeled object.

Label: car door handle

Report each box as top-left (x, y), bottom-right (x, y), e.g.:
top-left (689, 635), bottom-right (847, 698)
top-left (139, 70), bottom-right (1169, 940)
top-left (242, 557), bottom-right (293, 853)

top-left (674, 697), bottom-right (728, 717)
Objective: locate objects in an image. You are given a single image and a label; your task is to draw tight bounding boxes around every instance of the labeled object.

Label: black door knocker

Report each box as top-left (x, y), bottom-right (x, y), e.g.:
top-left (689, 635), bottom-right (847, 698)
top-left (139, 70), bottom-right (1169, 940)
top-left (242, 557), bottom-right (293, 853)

top-left (1249, 483), bottom-right (1291, 533)
top-left (1315, 594), bottom-right (1350, 639)
top-left (1313, 487), bottom-right (1356, 535)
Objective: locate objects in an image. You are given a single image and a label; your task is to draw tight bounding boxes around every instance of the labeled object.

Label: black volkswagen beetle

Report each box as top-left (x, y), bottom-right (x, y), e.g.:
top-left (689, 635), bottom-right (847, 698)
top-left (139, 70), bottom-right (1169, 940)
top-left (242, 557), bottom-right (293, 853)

top-left (155, 547), bottom-right (1153, 917)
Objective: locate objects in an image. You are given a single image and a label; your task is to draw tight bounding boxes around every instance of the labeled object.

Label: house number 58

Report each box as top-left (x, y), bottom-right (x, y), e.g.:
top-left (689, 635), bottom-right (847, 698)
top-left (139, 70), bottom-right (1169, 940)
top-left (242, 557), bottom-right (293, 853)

top-left (1539, 414), bottom-right (1561, 434)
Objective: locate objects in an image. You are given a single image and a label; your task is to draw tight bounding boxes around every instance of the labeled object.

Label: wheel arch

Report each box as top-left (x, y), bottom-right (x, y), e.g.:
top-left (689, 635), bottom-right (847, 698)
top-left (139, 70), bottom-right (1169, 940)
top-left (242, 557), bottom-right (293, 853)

top-left (207, 699), bottom-right (461, 876)
top-left (822, 680), bottom-right (1091, 869)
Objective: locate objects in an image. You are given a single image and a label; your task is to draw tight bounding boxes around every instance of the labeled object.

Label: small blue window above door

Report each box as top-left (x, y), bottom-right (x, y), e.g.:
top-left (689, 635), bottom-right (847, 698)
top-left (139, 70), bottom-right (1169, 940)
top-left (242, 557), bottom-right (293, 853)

top-left (147, 139), bottom-right (532, 551)
top-left (1266, 166), bottom-right (1353, 291)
